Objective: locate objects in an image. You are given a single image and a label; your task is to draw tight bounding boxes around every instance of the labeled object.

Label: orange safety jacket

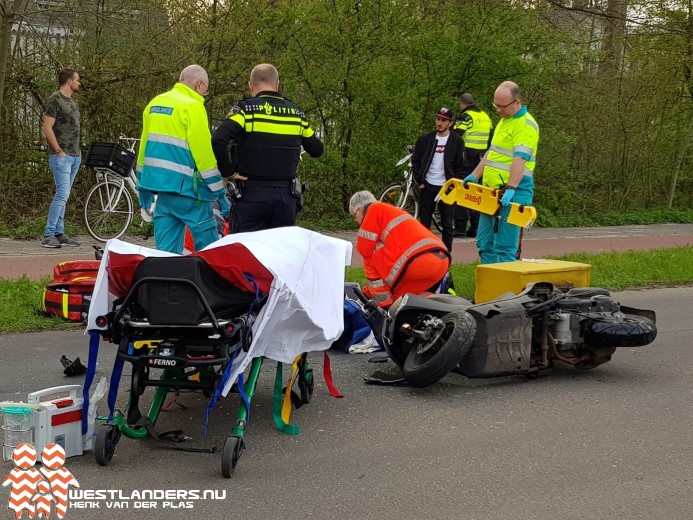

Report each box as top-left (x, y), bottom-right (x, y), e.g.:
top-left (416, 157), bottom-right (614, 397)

top-left (356, 202), bottom-right (448, 306)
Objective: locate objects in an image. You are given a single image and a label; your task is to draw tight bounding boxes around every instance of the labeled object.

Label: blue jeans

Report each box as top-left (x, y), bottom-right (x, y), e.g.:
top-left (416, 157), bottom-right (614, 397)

top-left (44, 154), bottom-right (81, 236)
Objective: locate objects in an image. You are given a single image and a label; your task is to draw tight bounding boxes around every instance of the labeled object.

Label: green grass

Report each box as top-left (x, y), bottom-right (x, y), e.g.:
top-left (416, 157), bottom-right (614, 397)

top-left (0, 277), bottom-right (82, 334)
top-left (2, 246), bottom-right (692, 334)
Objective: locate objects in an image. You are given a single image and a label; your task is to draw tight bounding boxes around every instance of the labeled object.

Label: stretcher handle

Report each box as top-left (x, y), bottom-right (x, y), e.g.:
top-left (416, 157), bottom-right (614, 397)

top-left (28, 385), bottom-right (81, 404)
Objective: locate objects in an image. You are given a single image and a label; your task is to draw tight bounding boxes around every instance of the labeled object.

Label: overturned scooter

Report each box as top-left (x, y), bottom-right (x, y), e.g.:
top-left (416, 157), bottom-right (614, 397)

top-left (351, 282), bottom-right (657, 388)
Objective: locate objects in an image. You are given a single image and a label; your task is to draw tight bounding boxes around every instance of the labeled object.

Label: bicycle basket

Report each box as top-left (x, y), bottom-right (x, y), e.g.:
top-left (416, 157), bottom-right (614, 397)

top-left (84, 142), bottom-right (136, 177)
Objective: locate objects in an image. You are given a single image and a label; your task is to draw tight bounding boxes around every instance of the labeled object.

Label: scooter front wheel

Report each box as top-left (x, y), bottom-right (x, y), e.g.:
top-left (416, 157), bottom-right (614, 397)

top-left (402, 311), bottom-right (476, 388)
top-left (584, 314), bottom-right (657, 348)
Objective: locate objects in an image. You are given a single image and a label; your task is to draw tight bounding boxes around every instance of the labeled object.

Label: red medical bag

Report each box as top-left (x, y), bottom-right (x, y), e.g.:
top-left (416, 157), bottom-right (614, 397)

top-left (41, 261), bottom-right (101, 322)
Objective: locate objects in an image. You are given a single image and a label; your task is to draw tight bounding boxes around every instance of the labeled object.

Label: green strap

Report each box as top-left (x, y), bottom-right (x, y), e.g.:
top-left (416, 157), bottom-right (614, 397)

top-left (192, 170), bottom-right (203, 205)
top-left (272, 362), bottom-right (300, 435)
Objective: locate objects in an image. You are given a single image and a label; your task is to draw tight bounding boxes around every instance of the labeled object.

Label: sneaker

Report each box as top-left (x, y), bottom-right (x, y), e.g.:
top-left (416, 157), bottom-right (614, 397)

top-left (363, 363), bottom-right (407, 385)
top-left (41, 235), bottom-right (61, 248)
top-left (55, 234), bottom-right (80, 247)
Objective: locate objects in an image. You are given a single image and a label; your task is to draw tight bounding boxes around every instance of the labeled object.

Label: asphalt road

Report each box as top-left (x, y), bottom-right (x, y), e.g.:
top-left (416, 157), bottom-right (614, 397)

top-left (0, 287), bottom-right (691, 520)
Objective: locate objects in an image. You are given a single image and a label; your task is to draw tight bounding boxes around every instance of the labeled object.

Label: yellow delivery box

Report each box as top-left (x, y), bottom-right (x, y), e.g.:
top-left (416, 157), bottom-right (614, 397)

top-left (475, 259), bottom-right (591, 303)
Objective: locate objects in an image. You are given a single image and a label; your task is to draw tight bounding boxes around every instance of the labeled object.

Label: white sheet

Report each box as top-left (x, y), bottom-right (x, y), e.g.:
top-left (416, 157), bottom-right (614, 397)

top-left (87, 227), bottom-right (353, 396)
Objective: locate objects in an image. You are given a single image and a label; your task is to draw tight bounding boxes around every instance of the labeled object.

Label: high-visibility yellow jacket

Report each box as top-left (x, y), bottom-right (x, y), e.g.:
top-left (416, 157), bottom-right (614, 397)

top-left (454, 108), bottom-right (493, 150)
top-left (137, 83), bottom-right (224, 201)
top-left (482, 106), bottom-right (539, 190)
top-left (357, 202), bottom-right (447, 305)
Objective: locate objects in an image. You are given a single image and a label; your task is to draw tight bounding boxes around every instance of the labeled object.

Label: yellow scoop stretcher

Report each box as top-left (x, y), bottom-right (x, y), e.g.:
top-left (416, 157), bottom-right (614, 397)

top-left (435, 178), bottom-right (537, 229)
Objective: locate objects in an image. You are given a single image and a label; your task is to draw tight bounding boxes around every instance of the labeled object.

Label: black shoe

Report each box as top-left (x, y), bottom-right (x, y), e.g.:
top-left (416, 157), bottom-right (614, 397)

top-left (453, 231), bottom-right (466, 238)
top-left (368, 354), bottom-right (390, 364)
top-left (364, 364), bottom-right (407, 385)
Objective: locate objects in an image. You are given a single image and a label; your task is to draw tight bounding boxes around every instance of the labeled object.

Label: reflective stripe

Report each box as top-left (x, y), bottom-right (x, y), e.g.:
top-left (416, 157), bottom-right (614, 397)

top-left (490, 144), bottom-right (513, 157)
top-left (371, 291), bottom-right (391, 304)
top-left (144, 157), bottom-right (195, 176)
top-left (207, 180), bottom-right (225, 192)
top-left (486, 160), bottom-right (511, 171)
top-left (199, 167), bottom-right (221, 180)
top-left (368, 279), bottom-right (385, 288)
top-left (523, 169), bottom-right (533, 177)
top-left (381, 213), bottom-right (413, 244)
top-left (148, 133), bottom-right (190, 150)
top-left (136, 165), bottom-right (142, 174)
top-left (385, 238), bottom-right (443, 286)
top-left (358, 229), bottom-right (378, 241)
top-left (515, 145), bottom-right (534, 156)
top-left (525, 119), bottom-right (539, 131)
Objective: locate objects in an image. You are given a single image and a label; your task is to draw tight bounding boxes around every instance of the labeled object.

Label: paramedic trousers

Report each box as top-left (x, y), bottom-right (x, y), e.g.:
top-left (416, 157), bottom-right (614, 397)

top-left (476, 187), bottom-right (532, 264)
top-left (153, 192), bottom-right (217, 254)
top-left (391, 248), bottom-right (450, 302)
top-left (231, 186), bottom-right (297, 233)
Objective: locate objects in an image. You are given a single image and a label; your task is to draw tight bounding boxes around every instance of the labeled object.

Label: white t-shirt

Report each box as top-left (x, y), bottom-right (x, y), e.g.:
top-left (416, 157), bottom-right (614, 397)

top-left (425, 134), bottom-right (448, 186)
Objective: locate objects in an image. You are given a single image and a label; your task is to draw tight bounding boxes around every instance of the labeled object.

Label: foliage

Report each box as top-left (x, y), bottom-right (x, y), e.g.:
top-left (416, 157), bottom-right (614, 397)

top-left (0, 0), bottom-right (692, 232)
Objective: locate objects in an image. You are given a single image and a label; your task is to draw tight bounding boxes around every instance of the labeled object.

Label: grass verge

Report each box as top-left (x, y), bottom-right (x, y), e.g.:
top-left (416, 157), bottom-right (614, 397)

top-left (2, 246), bottom-right (692, 334)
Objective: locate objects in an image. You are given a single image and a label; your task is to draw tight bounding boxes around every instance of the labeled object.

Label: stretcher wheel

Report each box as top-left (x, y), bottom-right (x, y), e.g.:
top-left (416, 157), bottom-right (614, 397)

top-left (221, 435), bottom-right (244, 478)
top-left (95, 424), bottom-right (121, 466)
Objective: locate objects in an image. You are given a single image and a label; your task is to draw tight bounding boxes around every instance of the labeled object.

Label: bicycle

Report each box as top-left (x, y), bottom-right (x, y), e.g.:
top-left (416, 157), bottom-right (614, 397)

top-left (378, 146), bottom-right (442, 232)
top-left (83, 135), bottom-right (154, 242)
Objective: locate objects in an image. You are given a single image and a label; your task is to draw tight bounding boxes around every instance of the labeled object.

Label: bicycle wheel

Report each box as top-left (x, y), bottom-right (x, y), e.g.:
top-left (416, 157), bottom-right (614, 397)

top-left (84, 179), bottom-right (134, 242)
top-left (379, 184), bottom-right (418, 219)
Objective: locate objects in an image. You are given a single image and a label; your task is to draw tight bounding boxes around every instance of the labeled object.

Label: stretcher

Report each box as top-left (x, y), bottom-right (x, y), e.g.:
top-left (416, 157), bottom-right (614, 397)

top-left (436, 178), bottom-right (538, 228)
top-left (84, 228), bottom-right (352, 477)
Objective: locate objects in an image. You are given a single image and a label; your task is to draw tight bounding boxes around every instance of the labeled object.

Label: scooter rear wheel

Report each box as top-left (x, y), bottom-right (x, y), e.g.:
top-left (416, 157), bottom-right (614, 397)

top-left (402, 311), bottom-right (476, 388)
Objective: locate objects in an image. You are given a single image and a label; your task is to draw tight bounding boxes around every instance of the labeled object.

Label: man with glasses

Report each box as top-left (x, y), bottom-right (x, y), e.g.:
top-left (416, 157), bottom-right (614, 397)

top-left (462, 81), bottom-right (539, 264)
top-left (411, 107), bottom-right (465, 252)
top-left (137, 64), bottom-right (229, 253)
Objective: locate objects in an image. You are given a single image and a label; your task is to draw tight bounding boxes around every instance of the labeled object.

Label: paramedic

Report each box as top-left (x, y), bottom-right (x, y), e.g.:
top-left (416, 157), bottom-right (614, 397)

top-left (463, 81), bottom-right (539, 264)
top-left (211, 63), bottom-right (323, 232)
top-left (137, 64), bottom-right (229, 254)
top-left (349, 191), bottom-right (450, 308)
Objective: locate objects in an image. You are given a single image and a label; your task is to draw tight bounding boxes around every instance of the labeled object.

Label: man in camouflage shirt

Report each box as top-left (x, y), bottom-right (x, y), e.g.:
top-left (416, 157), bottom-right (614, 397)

top-left (41, 69), bottom-right (82, 248)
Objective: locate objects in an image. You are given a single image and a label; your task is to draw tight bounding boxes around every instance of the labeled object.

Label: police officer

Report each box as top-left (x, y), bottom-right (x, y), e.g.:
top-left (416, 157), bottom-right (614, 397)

top-left (463, 81), bottom-right (539, 264)
top-left (212, 63), bottom-right (324, 232)
top-left (453, 93), bottom-right (493, 238)
top-left (137, 64), bottom-right (229, 254)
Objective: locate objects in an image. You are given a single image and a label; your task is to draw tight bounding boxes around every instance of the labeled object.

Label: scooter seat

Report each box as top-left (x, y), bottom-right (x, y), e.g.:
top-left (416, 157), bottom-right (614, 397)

top-left (426, 293), bottom-right (473, 308)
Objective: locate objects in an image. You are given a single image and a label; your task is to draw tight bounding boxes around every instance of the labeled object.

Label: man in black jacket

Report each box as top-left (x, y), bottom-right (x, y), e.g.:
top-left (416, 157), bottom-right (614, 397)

top-left (411, 107), bottom-right (465, 251)
top-left (211, 63), bottom-right (323, 232)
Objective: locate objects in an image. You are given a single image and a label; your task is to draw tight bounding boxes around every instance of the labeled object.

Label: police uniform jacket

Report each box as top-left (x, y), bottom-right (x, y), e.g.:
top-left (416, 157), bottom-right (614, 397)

top-left (212, 91), bottom-right (323, 181)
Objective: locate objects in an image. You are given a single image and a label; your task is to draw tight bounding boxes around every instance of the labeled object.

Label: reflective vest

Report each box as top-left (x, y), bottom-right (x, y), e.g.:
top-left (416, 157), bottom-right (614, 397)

top-left (454, 108), bottom-right (493, 150)
top-left (482, 106), bottom-right (539, 190)
top-left (356, 202), bottom-right (446, 305)
top-left (137, 83), bottom-right (223, 202)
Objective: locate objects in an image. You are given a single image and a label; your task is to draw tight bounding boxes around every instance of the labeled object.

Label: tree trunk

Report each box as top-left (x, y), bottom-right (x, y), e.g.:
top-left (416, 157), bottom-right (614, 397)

top-left (0, 0), bottom-right (28, 160)
top-left (667, 117), bottom-right (693, 208)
